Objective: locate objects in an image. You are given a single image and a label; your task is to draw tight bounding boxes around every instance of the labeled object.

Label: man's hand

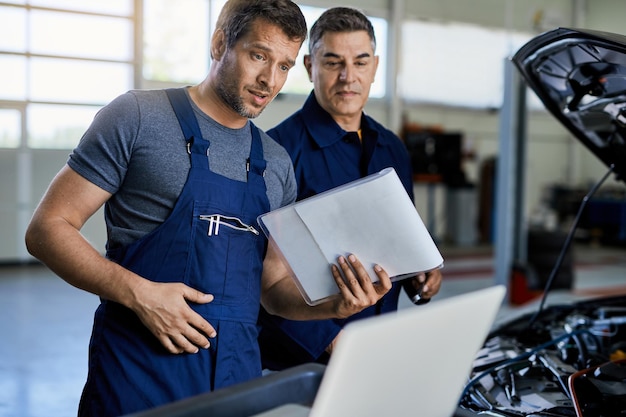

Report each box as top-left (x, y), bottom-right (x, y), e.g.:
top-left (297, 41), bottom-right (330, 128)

top-left (410, 268), bottom-right (443, 302)
top-left (130, 280), bottom-right (216, 354)
top-left (328, 254), bottom-right (392, 319)
top-left (261, 246), bottom-right (391, 321)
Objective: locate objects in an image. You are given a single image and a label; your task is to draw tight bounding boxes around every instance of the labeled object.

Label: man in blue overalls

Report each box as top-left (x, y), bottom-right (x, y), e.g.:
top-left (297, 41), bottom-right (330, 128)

top-left (25, 1), bottom-right (392, 416)
top-left (259, 7), bottom-right (443, 371)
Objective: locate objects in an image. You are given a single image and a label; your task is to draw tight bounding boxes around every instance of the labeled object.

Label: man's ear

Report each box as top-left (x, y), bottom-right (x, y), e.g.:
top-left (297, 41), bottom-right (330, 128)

top-left (303, 55), bottom-right (313, 81)
top-left (372, 55), bottom-right (380, 81)
top-left (211, 29), bottom-right (227, 61)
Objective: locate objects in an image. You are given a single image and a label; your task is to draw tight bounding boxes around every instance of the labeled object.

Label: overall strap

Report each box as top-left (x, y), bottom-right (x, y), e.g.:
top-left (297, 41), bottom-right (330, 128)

top-left (165, 88), bottom-right (210, 168)
top-left (247, 122), bottom-right (266, 181)
top-left (165, 88), bottom-right (203, 146)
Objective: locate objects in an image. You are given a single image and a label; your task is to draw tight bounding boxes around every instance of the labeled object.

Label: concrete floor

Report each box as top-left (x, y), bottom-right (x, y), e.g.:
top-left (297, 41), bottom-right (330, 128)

top-left (1, 243), bottom-right (626, 417)
top-left (0, 264), bottom-right (98, 417)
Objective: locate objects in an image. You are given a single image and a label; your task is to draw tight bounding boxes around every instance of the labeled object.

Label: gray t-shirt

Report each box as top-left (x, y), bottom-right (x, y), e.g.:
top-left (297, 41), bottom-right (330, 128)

top-left (68, 88), bottom-right (297, 250)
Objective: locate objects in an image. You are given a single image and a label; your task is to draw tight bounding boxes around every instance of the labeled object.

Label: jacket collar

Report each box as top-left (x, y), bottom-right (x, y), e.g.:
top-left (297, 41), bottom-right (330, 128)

top-left (302, 91), bottom-right (372, 149)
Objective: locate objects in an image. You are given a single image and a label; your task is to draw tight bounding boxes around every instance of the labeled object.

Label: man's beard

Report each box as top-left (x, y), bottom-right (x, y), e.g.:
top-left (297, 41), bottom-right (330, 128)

top-left (215, 63), bottom-right (268, 119)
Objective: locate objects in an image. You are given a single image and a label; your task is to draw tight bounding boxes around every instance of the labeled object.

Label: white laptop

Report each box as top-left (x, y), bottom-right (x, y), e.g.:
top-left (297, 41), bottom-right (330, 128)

top-left (253, 285), bottom-right (506, 417)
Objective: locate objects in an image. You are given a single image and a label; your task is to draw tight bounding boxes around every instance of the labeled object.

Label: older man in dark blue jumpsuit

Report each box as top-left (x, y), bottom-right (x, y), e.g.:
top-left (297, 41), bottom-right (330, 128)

top-left (259, 7), bottom-right (443, 370)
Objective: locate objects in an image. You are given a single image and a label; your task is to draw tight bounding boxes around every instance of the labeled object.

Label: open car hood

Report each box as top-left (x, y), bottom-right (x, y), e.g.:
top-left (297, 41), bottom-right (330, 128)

top-left (453, 28), bottom-right (626, 417)
top-left (513, 27), bottom-right (626, 181)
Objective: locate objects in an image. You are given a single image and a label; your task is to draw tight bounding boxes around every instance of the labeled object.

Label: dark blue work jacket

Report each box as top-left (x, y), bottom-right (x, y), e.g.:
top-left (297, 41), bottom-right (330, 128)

top-left (258, 92), bottom-right (414, 370)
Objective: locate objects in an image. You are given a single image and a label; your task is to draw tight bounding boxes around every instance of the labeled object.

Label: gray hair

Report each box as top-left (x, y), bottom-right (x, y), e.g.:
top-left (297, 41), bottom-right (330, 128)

top-left (308, 7), bottom-right (376, 56)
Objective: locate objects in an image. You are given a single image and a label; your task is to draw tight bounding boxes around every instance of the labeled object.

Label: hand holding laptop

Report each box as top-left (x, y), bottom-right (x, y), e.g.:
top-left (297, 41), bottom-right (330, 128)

top-left (327, 254), bottom-right (393, 319)
top-left (261, 243), bottom-right (392, 321)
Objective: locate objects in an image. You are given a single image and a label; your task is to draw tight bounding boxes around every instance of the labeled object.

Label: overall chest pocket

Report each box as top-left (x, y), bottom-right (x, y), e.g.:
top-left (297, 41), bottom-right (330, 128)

top-left (187, 203), bottom-right (264, 307)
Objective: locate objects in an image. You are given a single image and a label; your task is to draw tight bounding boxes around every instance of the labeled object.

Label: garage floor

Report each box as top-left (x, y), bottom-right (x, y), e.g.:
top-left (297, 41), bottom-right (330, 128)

top-left (2, 243), bottom-right (626, 417)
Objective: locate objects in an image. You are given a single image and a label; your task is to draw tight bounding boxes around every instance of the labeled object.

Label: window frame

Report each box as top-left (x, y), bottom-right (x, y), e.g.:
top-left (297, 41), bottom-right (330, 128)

top-left (0, 1), bottom-right (135, 149)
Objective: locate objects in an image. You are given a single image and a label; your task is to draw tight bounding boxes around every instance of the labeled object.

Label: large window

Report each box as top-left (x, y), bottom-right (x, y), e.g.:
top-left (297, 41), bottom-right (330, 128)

top-left (0, 1), bottom-right (134, 149)
top-left (142, 2), bottom-right (387, 97)
top-left (143, 0), bottom-right (213, 83)
top-left (399, 20), bottom-right (534, 109)
top-left (0, 1), bottom-right (392, 149)
top-left (30, 10), bottom-right (132, 60)
top-left (4, 2), bottom-right (545, 148)
top-left (27, 104), bottom-right (101, 149)
top-left (0, 108), bottom-right (21, 149)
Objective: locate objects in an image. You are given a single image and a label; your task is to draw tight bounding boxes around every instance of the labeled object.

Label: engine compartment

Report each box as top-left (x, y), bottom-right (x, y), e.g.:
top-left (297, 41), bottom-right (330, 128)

top-left (459, 294), bottom-right (626, 416)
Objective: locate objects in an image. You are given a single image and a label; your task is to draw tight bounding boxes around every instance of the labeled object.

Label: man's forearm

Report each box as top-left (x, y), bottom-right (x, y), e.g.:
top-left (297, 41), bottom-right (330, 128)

top-left (25, 217), bottom-right (144, 309)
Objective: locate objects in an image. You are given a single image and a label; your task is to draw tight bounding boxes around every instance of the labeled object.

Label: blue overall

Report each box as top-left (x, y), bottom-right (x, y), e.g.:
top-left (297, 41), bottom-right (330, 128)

top-left (78, 88), bottom-right (269, 416)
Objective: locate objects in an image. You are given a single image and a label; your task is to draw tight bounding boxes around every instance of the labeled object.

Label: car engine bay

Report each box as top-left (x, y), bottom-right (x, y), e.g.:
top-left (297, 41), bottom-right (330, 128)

top-left (460, 294), bottom-right (626, 416)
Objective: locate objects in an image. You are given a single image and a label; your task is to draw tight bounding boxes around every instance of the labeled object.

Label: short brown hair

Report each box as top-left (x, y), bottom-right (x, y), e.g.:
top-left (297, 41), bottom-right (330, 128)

top-left (215, 0), bottom-right (307, 50)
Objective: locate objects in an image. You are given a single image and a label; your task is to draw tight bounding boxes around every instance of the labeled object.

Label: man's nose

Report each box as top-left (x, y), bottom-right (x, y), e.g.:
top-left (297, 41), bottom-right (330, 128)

top-left (339, 65), bottom-right (355, 82)
top-left (259, 65), bottom-right (279, 90)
